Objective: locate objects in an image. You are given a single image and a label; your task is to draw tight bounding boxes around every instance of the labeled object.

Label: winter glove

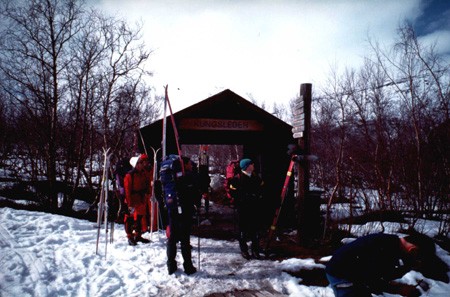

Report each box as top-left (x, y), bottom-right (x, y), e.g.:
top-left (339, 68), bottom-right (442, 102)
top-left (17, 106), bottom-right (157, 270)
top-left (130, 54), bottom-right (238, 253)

top-left (415, 279), bottom-right (430, 291)
top-left (397, 285), bottom-right (421, 297)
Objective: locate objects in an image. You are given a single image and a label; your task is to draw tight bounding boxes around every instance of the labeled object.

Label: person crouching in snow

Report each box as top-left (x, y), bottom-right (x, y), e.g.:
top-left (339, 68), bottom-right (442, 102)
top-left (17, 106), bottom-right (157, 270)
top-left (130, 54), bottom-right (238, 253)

top-left (325, 232), bottom-right (440, 297)
top-left (124, 154), bottom-right (151, 246)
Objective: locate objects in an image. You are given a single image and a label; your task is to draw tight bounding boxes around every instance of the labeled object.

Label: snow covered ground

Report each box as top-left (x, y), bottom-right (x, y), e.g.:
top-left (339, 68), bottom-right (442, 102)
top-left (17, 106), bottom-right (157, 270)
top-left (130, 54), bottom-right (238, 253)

top-left (1, 206), bottom-right (450, 297)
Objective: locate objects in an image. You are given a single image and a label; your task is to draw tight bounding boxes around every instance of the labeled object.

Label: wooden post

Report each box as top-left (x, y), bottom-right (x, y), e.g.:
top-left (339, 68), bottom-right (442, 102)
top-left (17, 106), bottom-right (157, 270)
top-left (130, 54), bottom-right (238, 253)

top-left (297, 83), bottom-right (312, 245)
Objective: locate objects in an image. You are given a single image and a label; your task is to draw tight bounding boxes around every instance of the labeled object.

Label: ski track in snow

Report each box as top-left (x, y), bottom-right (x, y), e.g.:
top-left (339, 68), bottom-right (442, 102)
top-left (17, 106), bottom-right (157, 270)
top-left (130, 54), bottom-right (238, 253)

top-left (2, 207), bottom-right (450, 296)
top-left (0, 212), bottom-right (49, 297)
top-left (1, 208), bottom-right (333, 297)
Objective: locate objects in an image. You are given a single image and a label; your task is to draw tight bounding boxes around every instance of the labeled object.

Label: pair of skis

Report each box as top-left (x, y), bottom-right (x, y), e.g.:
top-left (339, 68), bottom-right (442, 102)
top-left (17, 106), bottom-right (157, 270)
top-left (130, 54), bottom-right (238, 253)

top-left (146, 84), bottom-right (185, 235)
top-left (264, 155), bottom-right (298, 253)
top-left (96, 148), bottom-right (114, 258)
top-left (149, 146), bottom-right (162, 240)
top-left (138, 122), bottom-right (165, 237)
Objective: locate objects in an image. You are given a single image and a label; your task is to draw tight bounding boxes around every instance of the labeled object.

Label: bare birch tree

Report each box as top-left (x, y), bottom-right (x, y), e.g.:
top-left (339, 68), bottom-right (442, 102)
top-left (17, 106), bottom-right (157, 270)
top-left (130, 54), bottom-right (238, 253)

top-left (314, 22), bottom-right (449, 236)
top-left (0, 0), bottom-right (86, 209)
top-left (0, 0), bottom-right (161, 211)
top-left (369, 22), bottom-right (449, 219)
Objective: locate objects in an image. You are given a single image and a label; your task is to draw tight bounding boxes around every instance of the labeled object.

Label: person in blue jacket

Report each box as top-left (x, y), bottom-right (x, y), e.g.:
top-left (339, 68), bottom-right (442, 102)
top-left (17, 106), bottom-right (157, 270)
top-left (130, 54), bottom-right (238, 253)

top-left (325, 232), bottom-right (437, 297)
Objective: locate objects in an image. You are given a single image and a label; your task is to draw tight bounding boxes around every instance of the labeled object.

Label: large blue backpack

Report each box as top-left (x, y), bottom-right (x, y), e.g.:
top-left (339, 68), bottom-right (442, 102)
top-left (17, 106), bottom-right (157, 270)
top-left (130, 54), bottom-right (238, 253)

top-left (159, 154), bottom-right (183, 213)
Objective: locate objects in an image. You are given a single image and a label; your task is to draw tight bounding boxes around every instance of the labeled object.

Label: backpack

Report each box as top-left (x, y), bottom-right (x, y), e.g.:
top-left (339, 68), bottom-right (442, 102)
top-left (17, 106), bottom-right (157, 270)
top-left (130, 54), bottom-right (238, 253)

top-left (112, 158), bottom-right (132, 222)
top-left (114, 158), bottom-right (132, 194)
top-left (224, 160), bottom-right (240, 202)
top-left (226, 160), bottom-right (240, 180)
top-left (159, 154), bottom-right (183, 212)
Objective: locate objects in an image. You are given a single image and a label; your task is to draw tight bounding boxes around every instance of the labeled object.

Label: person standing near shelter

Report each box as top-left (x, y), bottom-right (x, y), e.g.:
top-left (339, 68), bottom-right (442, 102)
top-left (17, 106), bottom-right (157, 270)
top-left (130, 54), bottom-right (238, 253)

top-left (229, 158), bottom-right (264, 260)
top-left (325, 232), bottom-right (438, 297)
top-left (123, 154), bottom-right (151, 246)
top-left (164, 156), bottom-right (200, 275)
top-left (114, 157), bottom-right (132, 228)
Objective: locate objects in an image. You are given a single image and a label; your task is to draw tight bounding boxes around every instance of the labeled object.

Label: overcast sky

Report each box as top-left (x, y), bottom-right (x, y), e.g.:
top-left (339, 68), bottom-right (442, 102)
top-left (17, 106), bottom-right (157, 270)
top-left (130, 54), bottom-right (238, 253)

top-left (92, 0), bottom-right (450, 112)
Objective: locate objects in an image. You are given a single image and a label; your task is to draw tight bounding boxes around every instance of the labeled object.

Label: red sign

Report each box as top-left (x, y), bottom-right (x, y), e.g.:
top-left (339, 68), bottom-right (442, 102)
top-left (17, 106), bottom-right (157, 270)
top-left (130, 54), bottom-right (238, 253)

top-left (179, 118), bottom-right (264, 131)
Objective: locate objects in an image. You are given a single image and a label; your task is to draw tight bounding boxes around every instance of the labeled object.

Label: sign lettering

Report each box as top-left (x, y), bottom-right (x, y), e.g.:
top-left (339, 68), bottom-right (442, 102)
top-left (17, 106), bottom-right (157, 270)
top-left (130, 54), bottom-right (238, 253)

top-left (180, 118), bottom-right (264, 131)
top-left (293, 132), bottom-right (303, 139)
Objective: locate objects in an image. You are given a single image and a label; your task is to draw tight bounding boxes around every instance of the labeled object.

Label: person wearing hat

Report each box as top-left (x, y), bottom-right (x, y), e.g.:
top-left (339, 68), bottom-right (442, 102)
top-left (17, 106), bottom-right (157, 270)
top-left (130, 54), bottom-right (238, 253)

top-left (325, 231), bottom-right (443, 297)
top-left (123, 154), bottom-right (152, 246)
top-left (229, 158), bottom-right (264, 260)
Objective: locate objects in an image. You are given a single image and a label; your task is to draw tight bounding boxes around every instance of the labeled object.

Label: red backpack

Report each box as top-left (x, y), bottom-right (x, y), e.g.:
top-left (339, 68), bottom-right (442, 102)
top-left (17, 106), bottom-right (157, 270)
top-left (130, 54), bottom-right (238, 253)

top-left (224, 160), bottom-right (240, 202)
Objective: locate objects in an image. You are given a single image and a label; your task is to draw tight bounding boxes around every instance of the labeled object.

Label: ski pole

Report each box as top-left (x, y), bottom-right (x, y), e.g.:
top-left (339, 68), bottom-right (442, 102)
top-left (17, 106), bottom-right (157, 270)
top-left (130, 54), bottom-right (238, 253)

top-left (110, 221), bottom-right (114, 244)
top-left (97, 148), bottom-right (111, 256)
top-left (95, 192), bottom-right (103, 255)
top-left (197, 207), bottom-right (200, 270)
top-left (158, 201), bottom-right (165, 234)
top-left (138, 129), bottom-right (149, 156)
top-left (104, 149), bottom-right (112, 258)
top-left (194, 205), bottom-right (200, 270)
top-left (149, 146), bottom-right (161, 240)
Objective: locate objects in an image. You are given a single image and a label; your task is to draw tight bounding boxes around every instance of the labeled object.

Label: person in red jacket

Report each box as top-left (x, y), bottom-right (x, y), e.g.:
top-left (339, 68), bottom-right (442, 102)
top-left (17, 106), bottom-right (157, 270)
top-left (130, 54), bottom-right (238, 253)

top-left (124, 154), bottom-right (152, 246)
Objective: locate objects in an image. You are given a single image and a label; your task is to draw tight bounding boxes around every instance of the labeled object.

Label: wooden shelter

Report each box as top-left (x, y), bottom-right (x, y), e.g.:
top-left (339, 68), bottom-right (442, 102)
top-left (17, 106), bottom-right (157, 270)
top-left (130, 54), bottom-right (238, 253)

top-left (139, 89), bottom-right (296, 226)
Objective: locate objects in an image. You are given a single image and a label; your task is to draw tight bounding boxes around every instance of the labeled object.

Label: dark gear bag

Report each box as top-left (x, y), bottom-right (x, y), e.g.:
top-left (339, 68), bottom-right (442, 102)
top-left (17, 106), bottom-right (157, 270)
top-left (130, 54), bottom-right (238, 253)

top-left (159, 154), bottom-right (183, 213)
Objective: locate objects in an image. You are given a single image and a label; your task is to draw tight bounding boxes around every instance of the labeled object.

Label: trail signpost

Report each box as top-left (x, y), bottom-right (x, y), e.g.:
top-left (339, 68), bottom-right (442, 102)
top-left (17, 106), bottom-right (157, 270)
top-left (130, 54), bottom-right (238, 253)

top-left (293, 83), bottom-right (316, 246)
top-left (292, 93), bottom-right (308, 139)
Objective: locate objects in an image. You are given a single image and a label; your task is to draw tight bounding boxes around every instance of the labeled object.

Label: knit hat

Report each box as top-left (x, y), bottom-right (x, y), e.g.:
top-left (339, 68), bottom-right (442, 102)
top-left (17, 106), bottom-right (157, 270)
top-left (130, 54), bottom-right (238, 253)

top-left (240, 158), bottom-right (253, 171)
top-left (139, 154), bottom-right (149, 162)
top-left (403, 231), bottom-right (449, 282)
top-left (404, 232), bottom-right (436, 257)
